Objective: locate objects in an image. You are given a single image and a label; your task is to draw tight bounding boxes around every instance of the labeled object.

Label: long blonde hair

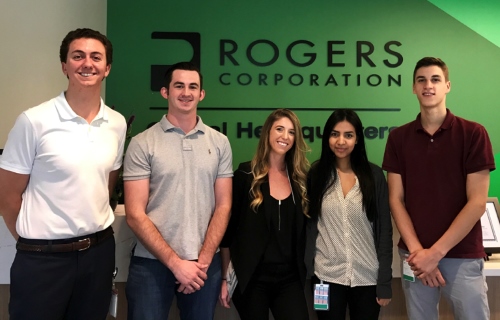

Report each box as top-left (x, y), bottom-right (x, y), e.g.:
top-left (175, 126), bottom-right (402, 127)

top-left (249, 109), bottom-right (310, 216)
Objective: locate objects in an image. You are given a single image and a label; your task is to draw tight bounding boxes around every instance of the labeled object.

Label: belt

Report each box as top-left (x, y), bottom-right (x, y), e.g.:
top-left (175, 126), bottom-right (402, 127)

top-left (16, 227), bottom-right (114, 253)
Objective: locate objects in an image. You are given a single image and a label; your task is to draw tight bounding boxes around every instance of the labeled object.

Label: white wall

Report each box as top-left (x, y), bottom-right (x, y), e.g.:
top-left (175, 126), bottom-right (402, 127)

top-left (0, 0), bottom-right (107, 147)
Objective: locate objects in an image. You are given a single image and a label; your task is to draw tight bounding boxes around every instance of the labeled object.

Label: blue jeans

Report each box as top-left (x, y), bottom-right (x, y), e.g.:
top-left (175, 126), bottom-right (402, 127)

top-left (126, 252), bottom-right (221, 320)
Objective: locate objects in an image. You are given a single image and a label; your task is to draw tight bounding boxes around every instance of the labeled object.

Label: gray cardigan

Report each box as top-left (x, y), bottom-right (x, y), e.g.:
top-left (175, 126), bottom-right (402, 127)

top-left (304, 162), bottom-right (393, 299)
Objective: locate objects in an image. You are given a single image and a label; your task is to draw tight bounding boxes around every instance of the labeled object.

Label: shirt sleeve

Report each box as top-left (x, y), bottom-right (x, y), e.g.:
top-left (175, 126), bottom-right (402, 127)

top-left (373, 164), bottom-right (393, 299)
top-left (123, 135), bottom-right (151, 181)
top-left (382, 130), bottom-right (401, 174)
top-left (220, 163), bottom-right (248, 248)
top-left (111, 118), bottom-right (127, 171)
top-left (0, 113), bottom-right (36, 174)
top-left (217, 136), bottom-right (233, 178)
top-left (465, 124), bottom-right (495, 174)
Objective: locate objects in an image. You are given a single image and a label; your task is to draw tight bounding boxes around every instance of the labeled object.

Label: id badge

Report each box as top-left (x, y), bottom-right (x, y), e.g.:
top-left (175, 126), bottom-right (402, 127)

top-left (109, 267), bottom-right (119, 318)
top-left (313, 282), bottom-right (329, 311)
top-left (109, 288), bottom-right (118, 318)
top-left (403, 259), bottom-right (415, 282)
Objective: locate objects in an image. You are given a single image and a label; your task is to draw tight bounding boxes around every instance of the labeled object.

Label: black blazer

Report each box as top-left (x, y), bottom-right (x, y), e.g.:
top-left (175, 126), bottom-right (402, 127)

top-left (220, 161), bottom-right (307, 294)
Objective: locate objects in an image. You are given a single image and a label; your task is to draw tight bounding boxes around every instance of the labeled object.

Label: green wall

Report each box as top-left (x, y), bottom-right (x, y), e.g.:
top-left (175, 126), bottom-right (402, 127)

top-left (106, 0), bottom-right (500, 195)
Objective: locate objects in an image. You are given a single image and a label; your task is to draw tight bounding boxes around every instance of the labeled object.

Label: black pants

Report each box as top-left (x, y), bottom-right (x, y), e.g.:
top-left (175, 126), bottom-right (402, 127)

top-left (232, 266), bottom-right (308, 320)
top-left (312, 276), bottom-right (380, 320)
top-left (9, 235), bottom-right (115, 320)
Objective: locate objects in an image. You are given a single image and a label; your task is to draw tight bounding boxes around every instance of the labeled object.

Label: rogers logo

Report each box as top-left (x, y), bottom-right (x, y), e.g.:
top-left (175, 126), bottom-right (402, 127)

top-left (150, 32), bottom-right (201, 91)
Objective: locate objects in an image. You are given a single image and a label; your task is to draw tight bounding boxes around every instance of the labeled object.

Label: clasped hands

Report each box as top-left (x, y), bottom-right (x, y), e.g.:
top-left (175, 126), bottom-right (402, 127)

top-left (407, 248), bottom-right (446, 287)
top-left (172, 259), bottom-right (209, 294)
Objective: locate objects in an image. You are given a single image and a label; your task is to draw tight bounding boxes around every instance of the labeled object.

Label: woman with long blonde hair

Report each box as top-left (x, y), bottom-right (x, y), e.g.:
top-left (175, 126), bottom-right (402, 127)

top-left (219, 109), bottom-right (310, 320)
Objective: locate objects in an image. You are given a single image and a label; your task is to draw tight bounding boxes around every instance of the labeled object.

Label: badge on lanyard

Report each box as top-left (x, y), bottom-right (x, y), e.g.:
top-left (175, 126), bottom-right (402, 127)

top-left (314, 280), bottom-right (330, 311)
top-left (403, 259), bottom-right (416, 282)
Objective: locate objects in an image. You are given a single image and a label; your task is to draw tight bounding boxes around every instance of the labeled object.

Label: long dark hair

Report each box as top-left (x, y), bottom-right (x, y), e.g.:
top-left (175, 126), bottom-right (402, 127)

top-left (309, 109), bottom-right (376, 221)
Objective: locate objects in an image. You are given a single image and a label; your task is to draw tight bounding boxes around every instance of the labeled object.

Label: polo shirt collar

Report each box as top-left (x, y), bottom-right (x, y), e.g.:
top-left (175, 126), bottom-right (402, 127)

top-left (160, 115), bottom-right (206, 134)
top-left (55, 91), bottom-right (108, 122)
top-left (415, 108), bottom-right (455, 132)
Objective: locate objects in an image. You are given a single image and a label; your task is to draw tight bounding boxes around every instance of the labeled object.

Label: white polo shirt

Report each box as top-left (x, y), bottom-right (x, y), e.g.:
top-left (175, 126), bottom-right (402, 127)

top-left (0, 92), bottom-right (127, 239)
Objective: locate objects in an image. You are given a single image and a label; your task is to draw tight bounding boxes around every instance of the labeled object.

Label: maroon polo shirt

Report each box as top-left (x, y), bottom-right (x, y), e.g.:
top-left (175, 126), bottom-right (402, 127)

top-left (383, 109), bottom-right (495, 258)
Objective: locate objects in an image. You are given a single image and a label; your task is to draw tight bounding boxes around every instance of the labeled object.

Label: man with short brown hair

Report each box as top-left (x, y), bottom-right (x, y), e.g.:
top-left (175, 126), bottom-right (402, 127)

top-left (383, 57), bottom-right (494, 320)
top-left (0, 28), bottom-right (126, 320)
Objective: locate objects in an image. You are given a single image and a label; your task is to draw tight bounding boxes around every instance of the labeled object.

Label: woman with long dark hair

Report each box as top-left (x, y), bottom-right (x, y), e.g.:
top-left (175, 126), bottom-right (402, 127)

top-left (219, 109), bottom-right (310, 320)
top-left (305, 109), bottom-right (392, 320)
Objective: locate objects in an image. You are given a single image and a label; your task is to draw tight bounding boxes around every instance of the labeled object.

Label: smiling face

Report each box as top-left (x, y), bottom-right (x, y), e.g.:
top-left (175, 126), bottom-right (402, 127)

top-left (161, 69), bottom-right (205, 116)
top-left (61, 38), bottom-right (110, 89)
top-left (413, 65), bottom-right (451, 110)
top-left (268, 116), bottom-right (295, 157)
top-left (329, 120), bottom-right (357, 163)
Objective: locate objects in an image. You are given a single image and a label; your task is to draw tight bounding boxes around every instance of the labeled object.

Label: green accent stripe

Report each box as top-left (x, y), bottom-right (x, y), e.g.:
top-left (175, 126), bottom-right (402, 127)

top-left (403, 274), bottom-right (415, 282)
top-left (314, 304), bottom-right (329, 310)
top-left (428, 0), bottom-right (500, 48)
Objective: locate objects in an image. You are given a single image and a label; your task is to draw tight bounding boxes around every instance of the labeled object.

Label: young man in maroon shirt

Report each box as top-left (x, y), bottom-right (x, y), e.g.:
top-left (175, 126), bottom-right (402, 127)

top-left (383, 57), bottom-right (494, 320)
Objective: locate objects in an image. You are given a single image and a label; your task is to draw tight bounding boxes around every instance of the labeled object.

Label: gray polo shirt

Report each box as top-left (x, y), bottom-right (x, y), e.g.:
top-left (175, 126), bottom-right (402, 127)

top-left (124, 115), bottom-right (233, 260)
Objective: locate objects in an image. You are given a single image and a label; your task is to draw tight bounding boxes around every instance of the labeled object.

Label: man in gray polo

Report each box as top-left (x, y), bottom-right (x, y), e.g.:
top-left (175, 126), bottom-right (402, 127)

top-left (123, 61), bottom-right (233, 320)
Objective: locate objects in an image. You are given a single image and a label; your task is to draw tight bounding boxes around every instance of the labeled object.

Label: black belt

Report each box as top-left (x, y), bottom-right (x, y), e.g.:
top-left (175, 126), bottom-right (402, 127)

top-left (16, 226), bottom-right (114, 253)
